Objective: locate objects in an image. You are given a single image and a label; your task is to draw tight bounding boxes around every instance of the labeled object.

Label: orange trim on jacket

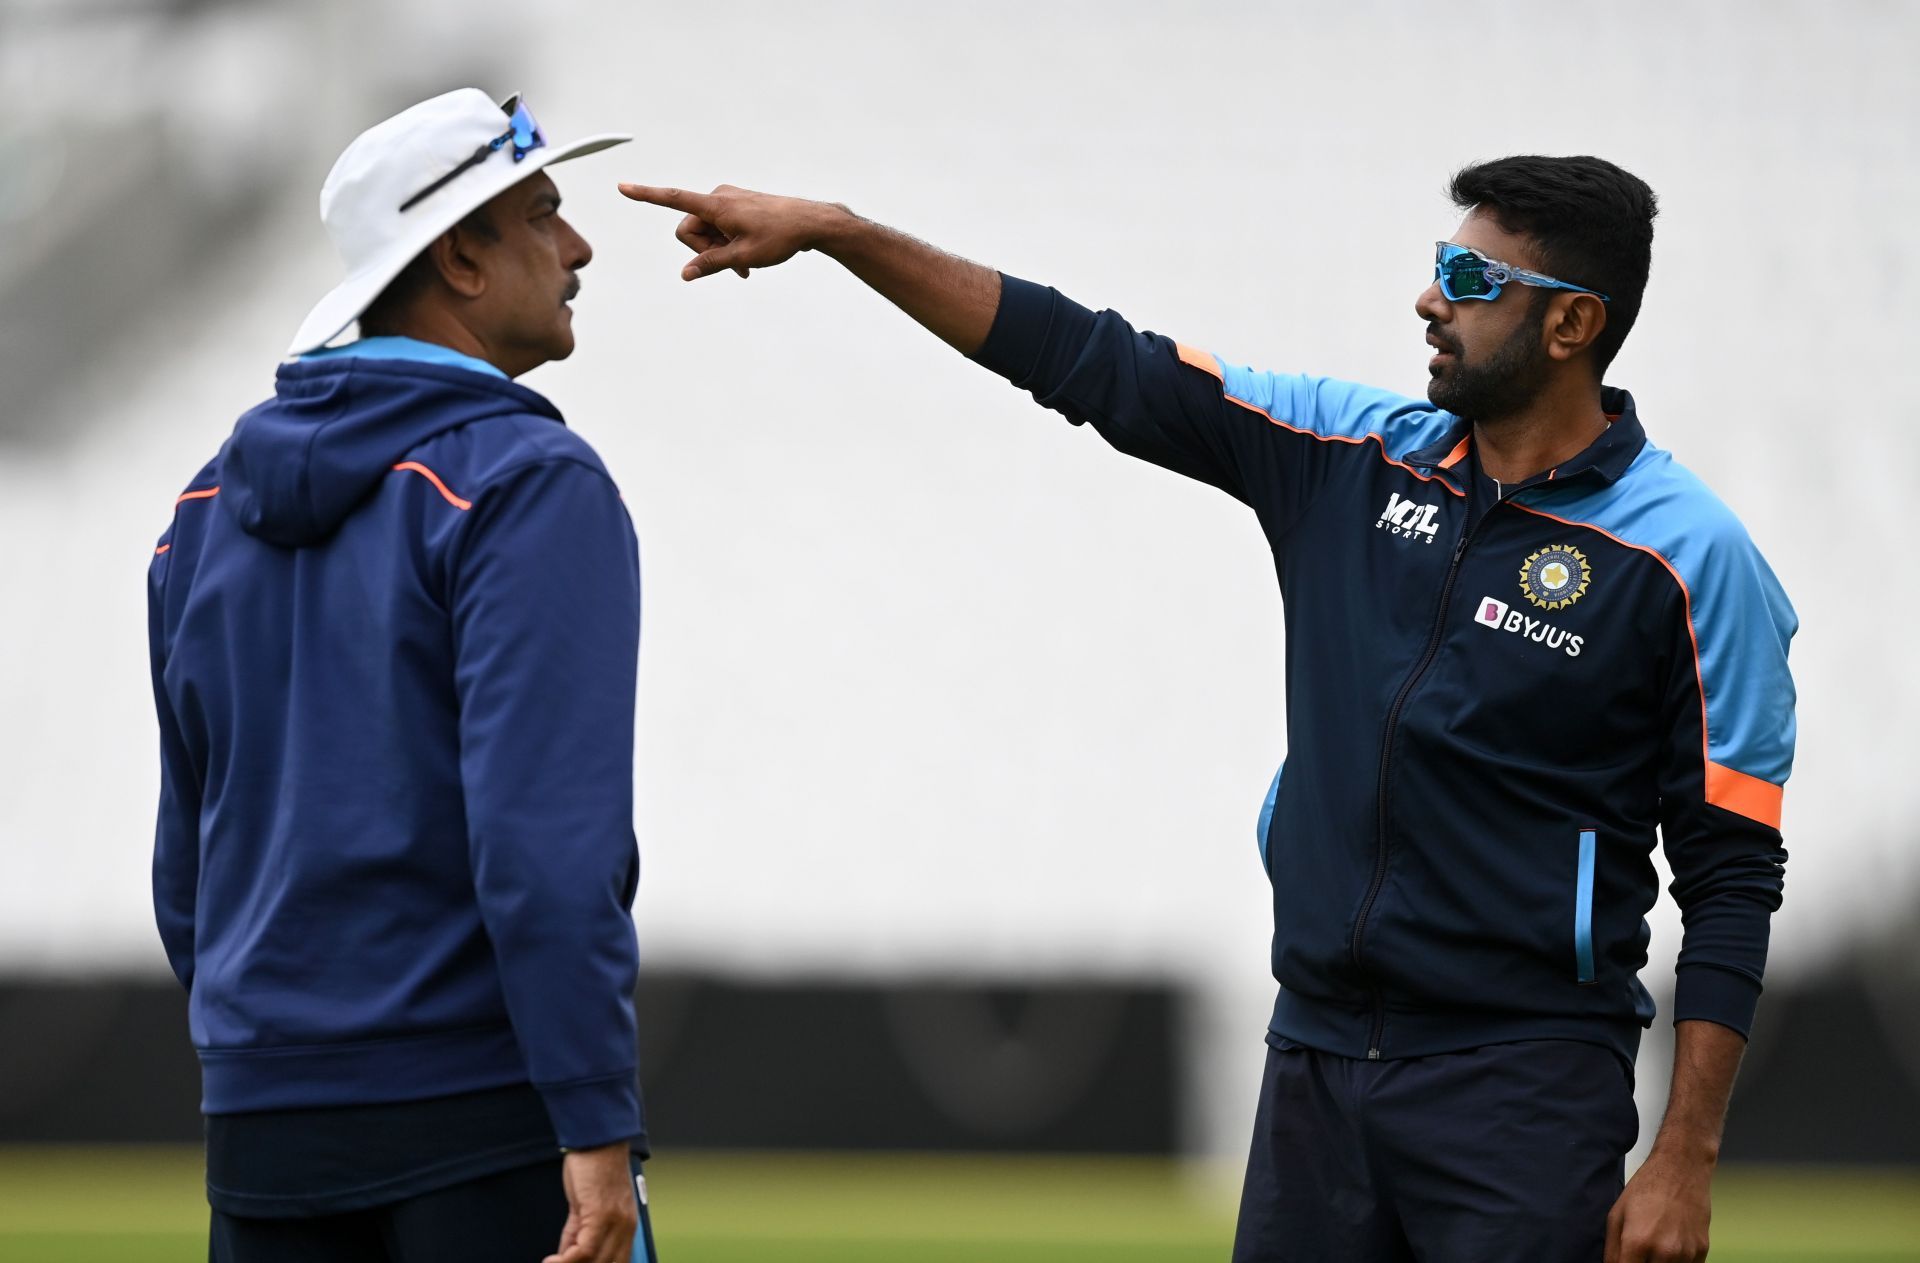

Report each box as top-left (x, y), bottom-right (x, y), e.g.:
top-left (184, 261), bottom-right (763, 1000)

top-left (392, 461), bottom-right (473, 511)
top-left (1706, 762), bottom-right (1784, 830)
top-left (1176, 342), bottom-right (1221, 378)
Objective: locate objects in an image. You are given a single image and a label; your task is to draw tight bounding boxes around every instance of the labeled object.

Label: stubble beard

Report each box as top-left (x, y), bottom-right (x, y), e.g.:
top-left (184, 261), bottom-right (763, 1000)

top-left (1426, 297), bottom-right (1554, 423)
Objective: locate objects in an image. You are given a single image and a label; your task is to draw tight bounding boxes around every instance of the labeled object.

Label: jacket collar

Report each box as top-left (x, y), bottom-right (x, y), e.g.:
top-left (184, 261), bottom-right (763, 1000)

top-left (1404, 386), bottom-right (1648, 488)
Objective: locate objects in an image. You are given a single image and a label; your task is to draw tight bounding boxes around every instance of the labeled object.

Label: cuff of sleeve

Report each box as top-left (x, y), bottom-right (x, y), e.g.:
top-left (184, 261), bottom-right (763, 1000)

top-left (970, 274), bottom-right (1056, 384)
top-left (1672, 963), bottom-right (1763, 1038)
top-left (538, 1072), bottom-right (642, 1151)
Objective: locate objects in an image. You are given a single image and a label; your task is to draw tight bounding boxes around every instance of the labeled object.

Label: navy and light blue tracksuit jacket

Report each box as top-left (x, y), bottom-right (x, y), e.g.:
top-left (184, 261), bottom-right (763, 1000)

top-left (148, 341), bottom-right (645, 1150)
top-left (975, 276), bottom-right (1796, 1064)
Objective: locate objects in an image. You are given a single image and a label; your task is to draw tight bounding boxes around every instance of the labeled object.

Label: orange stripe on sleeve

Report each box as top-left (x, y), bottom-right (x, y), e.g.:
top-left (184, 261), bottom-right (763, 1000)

top-left (175, 486), bottom-right (220, 505)
top-left (392, 461), bottom-right (472, 511)
top-left (154, 543), bottom-right (171, 556)
top-left (1175, 343), bottom-right (1223, 380)
top-left (1706, 762), bottom-right (1784, 829)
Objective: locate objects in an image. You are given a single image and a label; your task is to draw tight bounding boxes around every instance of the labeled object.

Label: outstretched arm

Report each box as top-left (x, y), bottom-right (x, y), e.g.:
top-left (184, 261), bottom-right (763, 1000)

top-left (616, 182), bottom-right (1442, 519)
top-left (616, 184), bottom-right (1000, 354)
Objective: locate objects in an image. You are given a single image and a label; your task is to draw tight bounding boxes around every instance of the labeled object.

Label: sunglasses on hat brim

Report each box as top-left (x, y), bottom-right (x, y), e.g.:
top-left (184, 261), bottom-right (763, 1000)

top-left (1434, 242), bottom-right (1610, 304)
top-left (398, 97), bottom-right (548, 214)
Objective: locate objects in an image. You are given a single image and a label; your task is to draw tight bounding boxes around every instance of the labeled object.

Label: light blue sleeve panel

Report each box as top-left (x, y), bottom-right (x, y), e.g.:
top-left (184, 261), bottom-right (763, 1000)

top-left (1520, 444), bottom-right (1797, 817)
top-left (1209, 363), bottom-right (1463, 464)
top-left (1257, 762), bottom-right (1283, 871)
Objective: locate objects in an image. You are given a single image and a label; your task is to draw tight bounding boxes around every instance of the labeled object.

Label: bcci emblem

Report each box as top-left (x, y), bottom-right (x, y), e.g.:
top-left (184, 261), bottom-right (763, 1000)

top-left (1519, 545), bottom-right (1591, 611)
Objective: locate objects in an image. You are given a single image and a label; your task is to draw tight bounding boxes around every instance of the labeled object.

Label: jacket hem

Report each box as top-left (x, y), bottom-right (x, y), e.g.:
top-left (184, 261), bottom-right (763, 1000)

top-left (1268, 989), bottom-right (1644, 1068)
top-left (199, 1023), bottom-right (531, 1114)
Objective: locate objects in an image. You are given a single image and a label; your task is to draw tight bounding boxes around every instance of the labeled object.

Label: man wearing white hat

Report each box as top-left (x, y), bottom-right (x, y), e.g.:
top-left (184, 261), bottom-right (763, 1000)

top-left (147, 89), bottom-right (654, 1263)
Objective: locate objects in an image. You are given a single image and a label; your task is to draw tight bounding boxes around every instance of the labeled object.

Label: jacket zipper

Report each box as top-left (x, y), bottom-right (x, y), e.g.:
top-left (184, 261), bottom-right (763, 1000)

top-left (1352, 502), bottom-right (1485, 1058)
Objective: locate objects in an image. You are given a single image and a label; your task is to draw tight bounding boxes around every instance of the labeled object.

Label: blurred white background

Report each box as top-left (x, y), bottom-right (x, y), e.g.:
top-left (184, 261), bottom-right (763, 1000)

top-left (2, 0), bottom-right (1912, 1163)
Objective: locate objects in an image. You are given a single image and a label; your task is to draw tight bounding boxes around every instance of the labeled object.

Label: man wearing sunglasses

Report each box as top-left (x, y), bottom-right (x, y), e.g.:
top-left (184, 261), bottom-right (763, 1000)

top-left (148, 90), bottom-right (655, 1263)
top-left (620, 155), bottom-right (1795, 1263)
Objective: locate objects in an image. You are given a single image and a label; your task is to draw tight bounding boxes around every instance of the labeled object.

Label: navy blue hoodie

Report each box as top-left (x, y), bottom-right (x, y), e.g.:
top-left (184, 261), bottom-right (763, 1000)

top-left (148, 354), bottom-right (643, 1150)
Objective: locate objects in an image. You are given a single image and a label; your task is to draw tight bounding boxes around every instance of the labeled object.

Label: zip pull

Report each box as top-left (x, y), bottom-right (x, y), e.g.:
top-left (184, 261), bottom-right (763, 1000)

top-left (1451, 533), bottom-right (1470, 564)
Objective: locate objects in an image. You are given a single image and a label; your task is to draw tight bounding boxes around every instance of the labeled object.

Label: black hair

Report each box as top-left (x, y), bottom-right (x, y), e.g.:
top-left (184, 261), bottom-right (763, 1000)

top-left (357, 204), bottom-right (502, 337)
top-left (1448, 155), bottom-right (1657, 376)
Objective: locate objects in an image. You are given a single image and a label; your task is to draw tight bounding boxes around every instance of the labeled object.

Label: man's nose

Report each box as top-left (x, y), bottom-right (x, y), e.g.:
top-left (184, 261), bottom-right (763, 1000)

top-left (1414, 280), bottom-right (1450, 324)
top-left (562, 216), bottom-right (593, 270)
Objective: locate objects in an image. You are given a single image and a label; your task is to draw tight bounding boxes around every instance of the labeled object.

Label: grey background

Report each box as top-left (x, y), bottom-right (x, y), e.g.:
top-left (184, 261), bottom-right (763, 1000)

top-left (1, 0), bottom-right (1913, 1165)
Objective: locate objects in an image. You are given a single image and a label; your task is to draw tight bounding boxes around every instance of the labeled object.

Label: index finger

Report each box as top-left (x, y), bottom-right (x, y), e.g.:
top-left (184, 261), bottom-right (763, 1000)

top-left (617, 183), bottom-right (718, 217)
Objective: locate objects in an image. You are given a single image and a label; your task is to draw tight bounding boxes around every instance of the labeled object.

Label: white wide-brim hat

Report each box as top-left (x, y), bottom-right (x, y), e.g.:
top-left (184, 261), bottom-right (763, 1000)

top-left (288, 88), bottom-right (629, 356)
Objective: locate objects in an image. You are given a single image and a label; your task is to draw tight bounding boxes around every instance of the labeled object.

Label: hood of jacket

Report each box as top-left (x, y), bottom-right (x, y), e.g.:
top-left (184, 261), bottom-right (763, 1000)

top-left (219, 357), bottom-right (561, 547)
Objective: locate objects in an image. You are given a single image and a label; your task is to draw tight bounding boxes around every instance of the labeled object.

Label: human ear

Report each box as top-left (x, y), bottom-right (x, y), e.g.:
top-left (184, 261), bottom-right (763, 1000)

top-left (429, 226), bottom-right (489, 301)
top-left (1544, 293), bottom-right (1608, 364)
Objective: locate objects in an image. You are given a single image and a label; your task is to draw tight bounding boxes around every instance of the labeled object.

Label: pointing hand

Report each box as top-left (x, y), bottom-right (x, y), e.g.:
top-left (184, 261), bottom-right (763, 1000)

top-left (616, 183), bottom-right (850, 281)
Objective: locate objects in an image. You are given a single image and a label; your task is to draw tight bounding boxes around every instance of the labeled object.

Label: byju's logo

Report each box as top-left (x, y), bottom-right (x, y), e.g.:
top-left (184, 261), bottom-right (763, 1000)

top-left (1376, 492), bottom-right (1441, 543)
top-left (1473, 595), bottom-right (1584, 657)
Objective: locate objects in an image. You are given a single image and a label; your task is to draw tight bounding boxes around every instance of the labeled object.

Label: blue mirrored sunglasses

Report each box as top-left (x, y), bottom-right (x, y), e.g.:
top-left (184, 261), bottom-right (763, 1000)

top-left (1434, 242), bottom-right (1610, 304)
top-left (399, 98), bottom-right (548, 213)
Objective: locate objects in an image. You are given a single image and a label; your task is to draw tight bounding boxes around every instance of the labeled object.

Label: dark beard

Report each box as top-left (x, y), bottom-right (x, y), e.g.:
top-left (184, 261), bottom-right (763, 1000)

top-left (1426, 293), bottom-right (1553, 422)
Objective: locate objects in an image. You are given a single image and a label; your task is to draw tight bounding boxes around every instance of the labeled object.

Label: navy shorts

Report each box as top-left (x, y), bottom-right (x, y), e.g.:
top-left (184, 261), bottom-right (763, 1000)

top-left (1233, 1038), bottom-right (1638, 1263)
top-left (209, 1153), bottom-right (659, 1263)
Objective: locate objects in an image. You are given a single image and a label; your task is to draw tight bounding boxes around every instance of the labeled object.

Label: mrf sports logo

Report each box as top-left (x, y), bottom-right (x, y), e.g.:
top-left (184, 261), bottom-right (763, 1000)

top-left (1376, 492), bottom-right (1441, 543)
top-left (1473, 597), bottom-right (1584, 657)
